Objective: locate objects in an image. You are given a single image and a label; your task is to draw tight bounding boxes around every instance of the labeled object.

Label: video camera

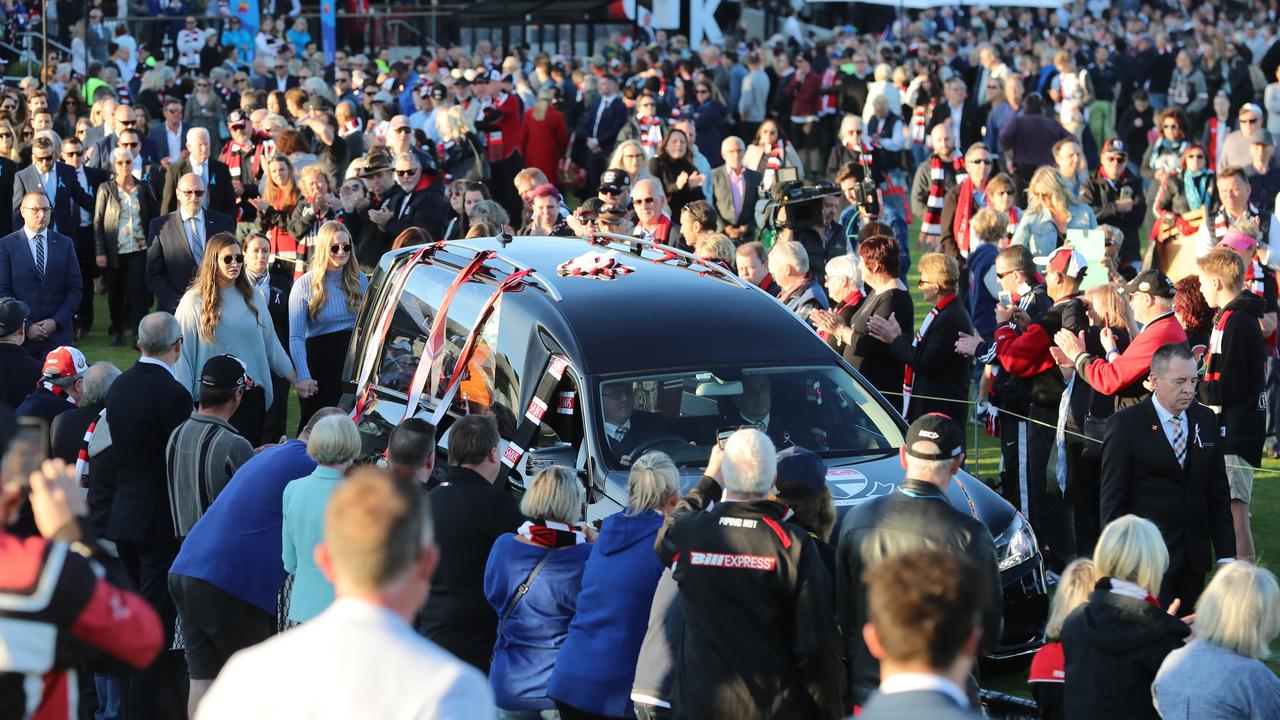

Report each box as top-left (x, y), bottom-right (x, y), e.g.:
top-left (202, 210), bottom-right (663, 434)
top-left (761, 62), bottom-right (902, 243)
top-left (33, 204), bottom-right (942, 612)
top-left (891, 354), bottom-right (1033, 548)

top-left (770, 180), bottom-right (841, 231)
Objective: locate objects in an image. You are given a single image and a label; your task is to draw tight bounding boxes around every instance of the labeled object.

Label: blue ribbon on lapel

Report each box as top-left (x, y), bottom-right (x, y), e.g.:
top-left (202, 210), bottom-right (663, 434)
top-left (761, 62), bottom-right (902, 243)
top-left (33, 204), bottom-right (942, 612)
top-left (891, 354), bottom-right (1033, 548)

top-left (57, 175), bottom-right (65, 189)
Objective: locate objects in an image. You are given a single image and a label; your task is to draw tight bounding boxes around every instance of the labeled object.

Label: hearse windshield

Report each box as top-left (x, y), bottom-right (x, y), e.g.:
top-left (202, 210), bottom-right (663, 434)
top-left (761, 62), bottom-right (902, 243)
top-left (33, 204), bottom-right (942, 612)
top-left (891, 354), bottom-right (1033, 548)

top-left (597, 365), bottom-right (904, 468)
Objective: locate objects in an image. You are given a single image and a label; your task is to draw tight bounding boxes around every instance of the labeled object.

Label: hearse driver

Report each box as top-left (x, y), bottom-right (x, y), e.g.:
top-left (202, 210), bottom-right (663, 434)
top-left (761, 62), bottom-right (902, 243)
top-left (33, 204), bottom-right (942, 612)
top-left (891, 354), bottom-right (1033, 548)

top-left (601, 382), bottom-right (667, 458)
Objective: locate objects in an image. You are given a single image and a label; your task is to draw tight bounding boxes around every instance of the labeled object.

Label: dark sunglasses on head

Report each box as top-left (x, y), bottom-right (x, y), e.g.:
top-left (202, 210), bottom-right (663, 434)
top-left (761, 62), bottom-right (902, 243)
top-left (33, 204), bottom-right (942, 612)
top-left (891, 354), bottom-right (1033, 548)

top-left (221, 254), bottom-right (245, 265)
top-left (330, 243), bottom-right (352, 253)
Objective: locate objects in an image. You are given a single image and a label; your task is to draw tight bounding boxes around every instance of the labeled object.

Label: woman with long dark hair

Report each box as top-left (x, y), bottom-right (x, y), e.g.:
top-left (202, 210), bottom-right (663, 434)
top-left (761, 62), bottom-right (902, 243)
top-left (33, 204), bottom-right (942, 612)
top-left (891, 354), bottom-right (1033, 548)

top-left (288, 221), bottom-right (367, 431)
top-left (648, 128), bottom-right (704, 218)
top-left (175, 232), bottom-right (298, 443)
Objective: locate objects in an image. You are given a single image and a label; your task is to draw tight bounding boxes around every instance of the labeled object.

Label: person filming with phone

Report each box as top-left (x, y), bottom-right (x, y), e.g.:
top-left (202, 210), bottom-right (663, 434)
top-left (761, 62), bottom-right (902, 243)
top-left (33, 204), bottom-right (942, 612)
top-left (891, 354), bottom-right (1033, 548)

top-left (0, 418), bottom-right (165, 720)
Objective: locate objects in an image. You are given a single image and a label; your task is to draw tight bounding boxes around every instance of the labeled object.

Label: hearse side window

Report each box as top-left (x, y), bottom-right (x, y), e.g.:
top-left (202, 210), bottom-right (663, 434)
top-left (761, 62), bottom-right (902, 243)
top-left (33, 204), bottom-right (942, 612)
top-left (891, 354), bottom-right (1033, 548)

top-left (375, 285), bottom-right (436, 394)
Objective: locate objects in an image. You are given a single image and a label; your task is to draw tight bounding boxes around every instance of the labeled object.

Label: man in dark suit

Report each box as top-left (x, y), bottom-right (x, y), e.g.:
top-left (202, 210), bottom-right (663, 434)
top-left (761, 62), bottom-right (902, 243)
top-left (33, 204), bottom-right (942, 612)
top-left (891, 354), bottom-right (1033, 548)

top-left (1101, 342), bottom-right (1237, 608)
top-left (145, 174), bottom-right (235, 314)
top-left (858, 549), bottom-right (986, 720)
top-left (718, 374), bottom-right (801, 449)
top-left (576, 74), bottom-right (627, 192)
top-left (601, 381), bottom-right (668, 459)
top-left (928, 76), bottom-right (986, 154)
top-left (60, 136), bottom-right (106, 339)
top-left (267, 58), bottom-right (300, 92)
top-left (0, 191), bottom-right (82, 358)
top-left (158, 127), bottom-right (235, 216)
top-left (105, 311), bottom-right (193, 719)
top-left (12, 135), bottom-right (95, 238)
top-left (712, 136), bottom-right (762, 242)
top-left (87, 104), bottom-right (161, 175)
top-left (385, 150), bottom-right (448, 241)
top-left (147, 98), bottom-right (189, 169)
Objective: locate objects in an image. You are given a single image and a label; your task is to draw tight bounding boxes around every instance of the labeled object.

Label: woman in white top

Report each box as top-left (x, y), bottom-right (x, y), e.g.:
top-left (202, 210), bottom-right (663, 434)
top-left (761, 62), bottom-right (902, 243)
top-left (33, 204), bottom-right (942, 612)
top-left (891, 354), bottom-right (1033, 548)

top-left (175, 231), bottom-right (298, 444)
top-left (1264, 66), bottom-right (1280, 137)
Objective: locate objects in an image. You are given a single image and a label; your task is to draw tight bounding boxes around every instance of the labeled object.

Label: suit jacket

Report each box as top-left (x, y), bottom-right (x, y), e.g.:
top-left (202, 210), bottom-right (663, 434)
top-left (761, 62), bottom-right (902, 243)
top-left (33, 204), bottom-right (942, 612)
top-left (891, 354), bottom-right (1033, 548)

top-left (0, 227), bottom-right (81, 346)
top-left (0, 157), bottom-right (15, 237)
top-left (929, 100), bottom-right (986, 152)
top-left (105, 361), bottom-right (194, 546)
top-left (147, 121), bottom-right (189, 163)
top-left (577, 96), bottom-right (627, 153)
top-left (606, 410), bottom-right (668, 458)
top-left (12, 162), bottom-right (94, 237)
top-left (1100, 399), bottom-right (1235, 576)
top-left (94, 179), bottom-right (160, 265)
top-left (144, 209), bottom-right (236, 314)
top-left (0, 341), bottom-right (40, 408)
top-left (711, 165), bottom-right (762, 234)
top-left (859, 689), bottom-right (983, 720)
top-left (159, 158), bottom-right (236, 216)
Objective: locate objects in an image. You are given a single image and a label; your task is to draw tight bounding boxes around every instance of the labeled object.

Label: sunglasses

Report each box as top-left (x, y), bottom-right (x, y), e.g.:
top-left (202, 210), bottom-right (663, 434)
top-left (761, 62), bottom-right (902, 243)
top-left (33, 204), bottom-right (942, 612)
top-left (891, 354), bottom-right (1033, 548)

top-left (395, 168), bottom-right (418, 177)
top-left (62, 150), bottom-right (82, 157)
top-left (968, 158), bottom-right (993, 165)
top-left (179, 189), bottom-right (206, 197)
top-left (393, 126), bottom-right (412, 134)
top-left (120, 141), bottom-right (139, 148)
top-left (634, 197), bottom-right (657, 205)
top-left (119, 119), bottom-right (136, 127)
top-left (1241, 117), bottom-right (1260, 124)
top-left (330, 243), bottom-right (352, 253)
top-left (600, 186), bottom-right (622, 195)
top-left (196, 83), bottom-right (209, 88)
top-left (995, 269), bottom-right (1016, 279)
top-left (221, 254), bottom-right (245, 265)
top-left (33, 155), bottom-right (53, 163)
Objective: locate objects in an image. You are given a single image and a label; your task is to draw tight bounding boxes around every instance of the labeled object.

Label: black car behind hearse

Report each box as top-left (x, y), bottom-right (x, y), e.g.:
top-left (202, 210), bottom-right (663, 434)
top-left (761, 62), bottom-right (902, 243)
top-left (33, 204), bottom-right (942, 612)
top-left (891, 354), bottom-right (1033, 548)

top-left (339, 232), bottom-right (1047, 658)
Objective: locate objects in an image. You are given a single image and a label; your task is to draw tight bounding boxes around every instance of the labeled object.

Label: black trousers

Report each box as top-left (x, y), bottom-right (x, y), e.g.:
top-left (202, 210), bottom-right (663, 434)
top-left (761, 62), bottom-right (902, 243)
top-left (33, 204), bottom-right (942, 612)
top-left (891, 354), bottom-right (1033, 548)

top-left (229, 386), bottom-right (266, 447)
top-left (297, 329), bottom-right (352, 434)
top-left (117, 539), bottom-right (186, 720)
top-left (263, 376), bottom-right (290, 445)
top-left (998, 414), bottom-right (1031, 517)
top-left (1064, 435), bottom-right (1102, 560)
top-left (554, 699), bottom-right (631, 720)
top-left (1160, 562), bottom-right (1207, 611)
top-left (73, 224), bottom-right (96, 333)
top-left (107, 250), bottom-right (150, 337)
top-left (1028, 404), bottom-right (1075, 572)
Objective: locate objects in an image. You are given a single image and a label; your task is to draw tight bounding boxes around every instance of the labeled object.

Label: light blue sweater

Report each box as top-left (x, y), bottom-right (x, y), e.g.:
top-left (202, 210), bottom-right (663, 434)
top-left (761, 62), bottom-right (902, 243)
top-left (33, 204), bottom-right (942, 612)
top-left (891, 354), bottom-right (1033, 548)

top-left (175, 286), bottom-right (293, 408)
top-left (281, 465), bottom-right (344, 622)
top-left (1153, 639), bottom-right (1280, 719)
top-left (288, 270), bottom-right (369, 381)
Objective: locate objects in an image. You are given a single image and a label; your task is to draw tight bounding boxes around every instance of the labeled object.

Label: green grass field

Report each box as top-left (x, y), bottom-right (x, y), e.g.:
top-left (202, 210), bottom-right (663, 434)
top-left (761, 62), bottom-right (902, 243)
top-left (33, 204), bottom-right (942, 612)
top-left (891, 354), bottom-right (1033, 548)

top-left (70, 227), bottom-right (1280, 699)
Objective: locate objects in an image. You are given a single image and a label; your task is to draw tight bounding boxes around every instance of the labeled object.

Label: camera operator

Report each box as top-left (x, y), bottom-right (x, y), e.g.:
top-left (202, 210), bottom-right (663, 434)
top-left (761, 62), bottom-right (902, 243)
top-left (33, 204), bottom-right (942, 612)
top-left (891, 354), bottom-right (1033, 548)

top-left (772, 182), bottom-right (837, 285)
top-left (836, 161), bottom-right (910, 281)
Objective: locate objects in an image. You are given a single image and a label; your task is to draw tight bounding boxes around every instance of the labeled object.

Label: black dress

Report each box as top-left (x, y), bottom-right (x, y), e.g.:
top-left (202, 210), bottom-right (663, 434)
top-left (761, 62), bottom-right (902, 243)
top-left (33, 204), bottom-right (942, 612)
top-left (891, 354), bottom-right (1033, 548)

top-left (649, 155), bottom-right (703, 217)
top-left (843, 288), bottom-right (914, 398)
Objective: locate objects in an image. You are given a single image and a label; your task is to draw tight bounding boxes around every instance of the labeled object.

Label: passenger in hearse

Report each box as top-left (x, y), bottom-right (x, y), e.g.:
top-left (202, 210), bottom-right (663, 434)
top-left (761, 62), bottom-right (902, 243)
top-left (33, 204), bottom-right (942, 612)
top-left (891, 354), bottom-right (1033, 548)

top-left (601, 382), bottom-right (667, 457)
top-left (720, 374), bottom-right (800, 448)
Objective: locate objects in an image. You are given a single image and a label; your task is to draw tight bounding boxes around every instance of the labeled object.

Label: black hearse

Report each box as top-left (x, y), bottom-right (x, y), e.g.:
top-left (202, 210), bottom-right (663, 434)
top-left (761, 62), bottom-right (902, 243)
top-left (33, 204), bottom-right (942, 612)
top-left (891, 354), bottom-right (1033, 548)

top-left (340, 233), bottom-right (1047, 657)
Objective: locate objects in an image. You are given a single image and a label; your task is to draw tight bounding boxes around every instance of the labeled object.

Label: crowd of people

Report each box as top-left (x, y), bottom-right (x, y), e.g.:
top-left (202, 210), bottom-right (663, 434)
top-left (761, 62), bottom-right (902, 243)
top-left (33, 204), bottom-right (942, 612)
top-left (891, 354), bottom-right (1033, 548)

top-left (4, 0), bottom-right (1280, 718)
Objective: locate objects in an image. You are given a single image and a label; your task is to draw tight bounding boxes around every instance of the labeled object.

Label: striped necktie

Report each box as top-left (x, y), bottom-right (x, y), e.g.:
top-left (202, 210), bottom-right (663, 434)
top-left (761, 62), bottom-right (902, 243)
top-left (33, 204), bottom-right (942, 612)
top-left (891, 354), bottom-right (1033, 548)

top-left (33, 233), bottom-right (45, 280)
top-left (1169, 415), bottom-right (1186, 467)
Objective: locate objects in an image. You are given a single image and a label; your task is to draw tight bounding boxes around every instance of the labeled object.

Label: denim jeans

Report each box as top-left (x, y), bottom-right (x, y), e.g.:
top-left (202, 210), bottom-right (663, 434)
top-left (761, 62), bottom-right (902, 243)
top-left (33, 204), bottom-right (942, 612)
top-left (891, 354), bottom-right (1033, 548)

top-left (94, 674), bottom-right (123, 720)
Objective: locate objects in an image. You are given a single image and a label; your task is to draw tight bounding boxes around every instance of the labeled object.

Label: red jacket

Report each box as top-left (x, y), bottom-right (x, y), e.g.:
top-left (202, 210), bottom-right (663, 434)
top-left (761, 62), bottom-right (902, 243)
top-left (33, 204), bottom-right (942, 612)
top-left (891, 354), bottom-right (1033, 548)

top-left (787, 71), bottom-right (822, 118)
top-left (1, 521), bottom-right (163, 720)
top-left (1075, 313), bottom-right (1188, 395)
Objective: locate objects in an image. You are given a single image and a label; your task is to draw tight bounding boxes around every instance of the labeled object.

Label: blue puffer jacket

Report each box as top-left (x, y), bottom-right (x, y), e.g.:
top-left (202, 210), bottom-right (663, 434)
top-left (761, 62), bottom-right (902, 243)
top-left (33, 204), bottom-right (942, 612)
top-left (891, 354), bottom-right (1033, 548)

top-left (547, 510), bottom-right (667, 717)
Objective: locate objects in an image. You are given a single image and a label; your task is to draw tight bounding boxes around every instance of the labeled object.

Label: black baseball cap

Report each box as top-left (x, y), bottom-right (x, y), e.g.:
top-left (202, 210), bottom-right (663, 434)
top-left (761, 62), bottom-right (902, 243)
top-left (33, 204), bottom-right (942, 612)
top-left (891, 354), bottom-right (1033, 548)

top-left (599, 168), bottom-right (631, 193)
top-left (0, 297), bottom-right (29, 336)
top-left (200, 354), bottom-right (253, 391)
top-left (904, 413), bottom-right (964, 460)
top-left (1119, 268), bottom-right (1176, 298)
top-left (775, 446), bottom-right (826, 500)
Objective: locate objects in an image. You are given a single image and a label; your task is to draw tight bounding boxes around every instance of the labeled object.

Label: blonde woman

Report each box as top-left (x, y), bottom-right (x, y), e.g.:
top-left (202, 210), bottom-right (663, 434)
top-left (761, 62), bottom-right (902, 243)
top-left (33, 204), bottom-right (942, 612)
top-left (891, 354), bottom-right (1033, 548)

top-left (607, 139), bottom-right (652, 186)
top-left (1009, 166), bottom-right (1097, 258)
top-left (1028, 558), bottom-right (1097, 719)
top-left (485, 465), bottom-right (596, 717)
top-left (251, 154), bottom-right (304, 274)
top-left (288, 221), bottom-right (367, 431)
top-left (549, 452), bottom-right (680, 717)
top-left (0, 118), bottom-right (18, 163)
top-left (175, 232), bottom-right (297, 443)
top-left (1154, 561), bottom-right (1280, 718)
top-left (1060, 515), bottom-right (1191, 720)
top-left (437, 106), bottom-right (487, 182)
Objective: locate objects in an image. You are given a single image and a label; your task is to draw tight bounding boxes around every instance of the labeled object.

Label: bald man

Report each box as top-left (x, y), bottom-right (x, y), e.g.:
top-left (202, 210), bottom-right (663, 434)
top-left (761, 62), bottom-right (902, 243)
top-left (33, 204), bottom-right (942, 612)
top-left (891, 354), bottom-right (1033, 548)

top-left (145, 174), bottom-right (235, 313)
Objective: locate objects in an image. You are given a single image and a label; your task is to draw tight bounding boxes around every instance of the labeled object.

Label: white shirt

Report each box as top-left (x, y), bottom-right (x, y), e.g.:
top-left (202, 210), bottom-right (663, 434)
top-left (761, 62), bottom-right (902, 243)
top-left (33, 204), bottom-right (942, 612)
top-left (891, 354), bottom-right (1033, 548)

top-left (603, 418), bottom-right (630, 441)
top-left (879, 672), bottom-right (969, 709)
top-left (75, 167), bottom-right (92, 226)
top-left (137, 354), bottom-right (177, 379)
top-left (1151, 395), bottom-right (1189, 457)
top-left (195, 598), bottom-right (493, 720)
top-left (22, 225), bottom-right (47, 269)
top-left (165, 125), bottom-right (183, 162)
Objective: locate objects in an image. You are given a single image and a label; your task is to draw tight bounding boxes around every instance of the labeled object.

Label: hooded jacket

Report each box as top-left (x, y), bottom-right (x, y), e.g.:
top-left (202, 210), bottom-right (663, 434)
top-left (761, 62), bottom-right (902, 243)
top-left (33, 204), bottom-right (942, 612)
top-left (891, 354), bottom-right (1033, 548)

top-left (1198, 292), bottom-right (1267, 465)
top-left (1060, 579), bottom-right (1190, 720)
top-left (548, 510), bottom-right (667, 717)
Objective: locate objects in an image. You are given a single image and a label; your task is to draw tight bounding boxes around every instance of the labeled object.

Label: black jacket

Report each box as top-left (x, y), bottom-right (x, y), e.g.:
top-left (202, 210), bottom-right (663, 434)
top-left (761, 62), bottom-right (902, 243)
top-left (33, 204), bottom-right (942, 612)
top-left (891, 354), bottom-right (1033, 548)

top-left (888, 293), bottom-right (973, 422)
top-left (655, 476), bottom-right (844, 720)
top-left (14, 386), bottom-right (77, 430)
top-left (93, 180), bottom-right (160, 267)
top-left (1198, 292), bottom-right (1267, 465)
top-left (158, 158), bottom-right (236, 216)
top-left (385, 181), bottom-right (449, 242)
top-left (416, 465), bottom-right (525, 673)
top-left (1060, 580), bottom-right (1190, 720)
top-left (0, 341), bottom-right (40, 409)
top-left (50, 402), bottom-right (104, 464)
top-left (1081, 169), bottom-right (1146, 263)
top-left (839, 288), bottom-right (913, 398)
top-left (928, 101), bottom-right (986, 151)
top-left (1101, 399), bottom-right (1235, 578)
top-left (835, 479), bottom-right (1003, 707)
top-left (105, 361), bottom-right (193, 547)
top-left (1004, 294), bottom-right (1087, 409)
top-left (144, 209), bottom-right (236, 314)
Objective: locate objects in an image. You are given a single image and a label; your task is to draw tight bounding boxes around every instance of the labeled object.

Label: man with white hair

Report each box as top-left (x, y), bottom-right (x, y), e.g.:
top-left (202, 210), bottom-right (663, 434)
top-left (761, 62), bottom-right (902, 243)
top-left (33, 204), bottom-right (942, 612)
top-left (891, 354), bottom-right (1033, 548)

top-left (631, 179), bottom-right (680, 245)
top-left (655, 428), bottom-right (843, 720)
top-left (835, 413), bottom-right (1003, 709)
top-left (768, 240), bottom-right (829, 328)
top-left (160, 127), bottom-right (235, 215)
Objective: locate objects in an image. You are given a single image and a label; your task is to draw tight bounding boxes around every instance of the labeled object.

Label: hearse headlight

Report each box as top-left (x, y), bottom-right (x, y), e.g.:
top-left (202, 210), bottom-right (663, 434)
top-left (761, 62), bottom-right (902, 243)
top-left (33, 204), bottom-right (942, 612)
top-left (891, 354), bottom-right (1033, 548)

top-left (996, 513), bottom-right (1038, 572)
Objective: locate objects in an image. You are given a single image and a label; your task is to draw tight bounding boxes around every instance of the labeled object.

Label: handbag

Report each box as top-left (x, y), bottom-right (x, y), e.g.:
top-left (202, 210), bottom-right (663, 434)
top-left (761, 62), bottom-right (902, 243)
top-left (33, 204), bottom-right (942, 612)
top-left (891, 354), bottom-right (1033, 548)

top-left (1079, 413), bottom-right (1107, 461)
top-left (492, 550), bottom-right (554, 661)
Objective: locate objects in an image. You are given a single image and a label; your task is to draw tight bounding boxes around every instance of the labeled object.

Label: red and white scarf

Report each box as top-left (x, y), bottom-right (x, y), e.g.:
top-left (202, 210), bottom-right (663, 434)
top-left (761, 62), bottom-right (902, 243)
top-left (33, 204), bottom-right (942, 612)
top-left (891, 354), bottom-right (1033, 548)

top-left (1245, 256), bottom-right (1266, 297)
top-left (951, 177), bottom-right (983, 258)
top-left (518, 519), bottom-right (586, 547)
top-left (639, 116), bottom-right (663, 157)
top-left (909, 102), bottom-right (932, 144)
top-left (922, 154), bottom-right (967, 236)
top-left (1003, 206), bottom-right (1022, 248)
top-left (75, 408), bottom-right (107, 488)
top-left (1204, 308), bottom-right (1234, 383)
top-left (902, 292), bottom-right (957, 417)
top-left (762, 141), bottom-right (786, 190)
top-left (1207, 117), bottom-right (1224, 168)
top-left (819, 67), bottom-right (838, 116)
